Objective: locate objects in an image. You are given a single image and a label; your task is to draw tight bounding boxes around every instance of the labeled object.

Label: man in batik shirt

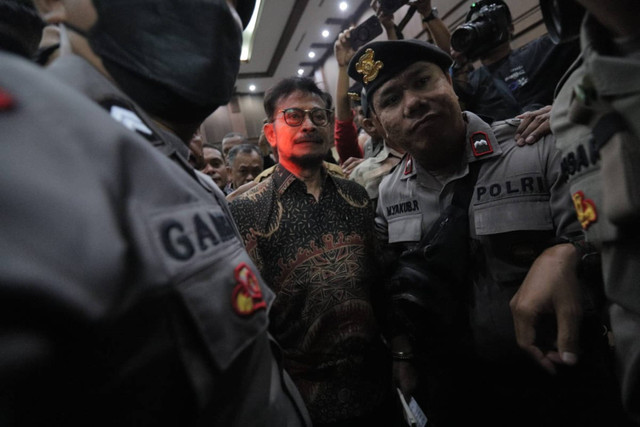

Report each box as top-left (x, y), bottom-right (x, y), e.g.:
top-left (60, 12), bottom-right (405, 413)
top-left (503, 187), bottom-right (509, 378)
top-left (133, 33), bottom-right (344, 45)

top-left (229, 77), bottom-right (392, 427)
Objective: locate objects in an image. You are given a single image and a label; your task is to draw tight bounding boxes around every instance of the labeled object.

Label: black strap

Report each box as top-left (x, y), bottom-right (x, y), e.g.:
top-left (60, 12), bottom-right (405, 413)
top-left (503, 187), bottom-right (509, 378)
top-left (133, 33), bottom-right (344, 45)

top-left (452, 160), bottom-right (482, 210)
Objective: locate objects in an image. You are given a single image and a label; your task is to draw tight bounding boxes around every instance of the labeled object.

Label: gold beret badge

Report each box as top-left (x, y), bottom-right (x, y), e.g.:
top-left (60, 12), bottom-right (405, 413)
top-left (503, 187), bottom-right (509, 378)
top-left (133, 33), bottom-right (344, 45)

top-left (355, 48), bottom-right (383, 84)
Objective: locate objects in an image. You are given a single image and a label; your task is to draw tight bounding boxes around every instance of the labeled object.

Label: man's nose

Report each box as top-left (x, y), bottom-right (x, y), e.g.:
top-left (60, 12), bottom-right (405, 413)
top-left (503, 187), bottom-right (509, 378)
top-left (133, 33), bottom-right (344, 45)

top-left (403, 90), bottom-right (428, 117)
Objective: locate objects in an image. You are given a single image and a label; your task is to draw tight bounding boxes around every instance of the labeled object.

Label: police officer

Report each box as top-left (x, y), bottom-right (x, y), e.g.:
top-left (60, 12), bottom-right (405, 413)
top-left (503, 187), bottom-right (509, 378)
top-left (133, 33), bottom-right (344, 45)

top-left (513, 0), bottom-right (640, 423)
top-left (348, 39), bottom-right (630, 426)
top-left (0, 0), bottom-right (310, 425)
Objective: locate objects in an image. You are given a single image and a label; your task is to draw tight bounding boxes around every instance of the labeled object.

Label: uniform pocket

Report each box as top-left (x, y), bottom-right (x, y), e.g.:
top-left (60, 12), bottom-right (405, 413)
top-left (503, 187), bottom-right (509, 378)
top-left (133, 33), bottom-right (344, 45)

top-left (474, 198), bottom-right (553, 235)
top-left (387, 214), bottom-right (422, 244)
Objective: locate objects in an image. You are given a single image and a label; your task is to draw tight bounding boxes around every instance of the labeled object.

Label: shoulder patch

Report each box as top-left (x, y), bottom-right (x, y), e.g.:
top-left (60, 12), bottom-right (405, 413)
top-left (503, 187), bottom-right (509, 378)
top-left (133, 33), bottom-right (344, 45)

top-left (572, 190), bottom-right (598, 229)
top-left (0, 88), bottom-right (15, 111)
top-left (232, 263), bottom-right (267, 316)
top-left (404, 155), bottom-right (414, 175)
top-left (470, 131), bottom-right (494, 157)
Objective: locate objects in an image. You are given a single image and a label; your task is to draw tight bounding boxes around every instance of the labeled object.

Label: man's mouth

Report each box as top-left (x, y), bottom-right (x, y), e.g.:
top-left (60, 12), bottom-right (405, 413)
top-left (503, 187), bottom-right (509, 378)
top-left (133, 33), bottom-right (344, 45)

top-left (294, 136), bottom-right (324, 144)
top-left (410, 114), bottom-right (438, 132)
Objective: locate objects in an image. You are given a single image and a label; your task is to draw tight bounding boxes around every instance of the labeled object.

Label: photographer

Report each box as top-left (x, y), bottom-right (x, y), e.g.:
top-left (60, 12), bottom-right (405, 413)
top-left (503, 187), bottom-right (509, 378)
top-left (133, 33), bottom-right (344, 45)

top-left (451, 0), bottom-right (580, 145)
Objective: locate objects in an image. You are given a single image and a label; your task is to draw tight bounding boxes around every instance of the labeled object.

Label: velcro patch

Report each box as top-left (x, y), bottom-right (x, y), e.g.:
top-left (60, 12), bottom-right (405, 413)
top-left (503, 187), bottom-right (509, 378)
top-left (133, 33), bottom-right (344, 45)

top-left (470, 131), bottom-right (493, 157)
top-left (572, 190), bottom-right (598, 229)
top-left (232, 263), bottom-right (267, 316)
top-left (0, 88), bottom-right (15, 111)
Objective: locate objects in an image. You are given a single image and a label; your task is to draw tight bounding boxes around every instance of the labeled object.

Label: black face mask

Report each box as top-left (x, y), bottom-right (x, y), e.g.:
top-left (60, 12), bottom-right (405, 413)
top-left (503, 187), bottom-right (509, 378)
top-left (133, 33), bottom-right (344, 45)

top-left (86, 0), bottom-right (248, 123)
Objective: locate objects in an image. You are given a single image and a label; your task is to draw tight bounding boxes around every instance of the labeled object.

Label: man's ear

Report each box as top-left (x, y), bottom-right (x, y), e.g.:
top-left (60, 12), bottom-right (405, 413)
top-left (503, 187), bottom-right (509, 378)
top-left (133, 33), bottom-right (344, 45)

top-left (33, 0), bottom-right (67, 24)
top-left (361, 117), bottom-right (377, 136)
top-left (263, 122), bottom-right (277, 149)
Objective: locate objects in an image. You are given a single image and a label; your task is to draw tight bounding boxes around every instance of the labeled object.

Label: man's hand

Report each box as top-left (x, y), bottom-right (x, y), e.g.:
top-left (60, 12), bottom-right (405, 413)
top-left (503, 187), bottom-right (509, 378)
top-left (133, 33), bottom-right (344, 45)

top-left (334, 28), bottom-right (356, 68)
top-left (393, 360), bottom-right (419, 400)
top-left (370, 1), bottom-right (398, 39)
top-left (510, 243), bottom-right (582, 374)
top-left (408, 0), bottom-right (432, 17)
top-left (515, 105), bottom-right (552, 146)
top-left (341, 156), bottom-right (364, 177)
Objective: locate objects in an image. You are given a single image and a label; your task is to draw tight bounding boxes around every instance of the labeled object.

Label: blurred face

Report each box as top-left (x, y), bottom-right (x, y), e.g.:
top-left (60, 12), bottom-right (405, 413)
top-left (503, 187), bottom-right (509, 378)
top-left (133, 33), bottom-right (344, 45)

top-left (188, 132), bottom-right (205, 169)
top-left (222, 136), bottom-right (244, 159)
top-left (371, 61), bottom-right (466, 170)
top-left (230, 151), bottom-right (263, 188)
top-left (202, 147), bottom-right (228, 190)
top-left (264, 90), bottom-right (332, 171)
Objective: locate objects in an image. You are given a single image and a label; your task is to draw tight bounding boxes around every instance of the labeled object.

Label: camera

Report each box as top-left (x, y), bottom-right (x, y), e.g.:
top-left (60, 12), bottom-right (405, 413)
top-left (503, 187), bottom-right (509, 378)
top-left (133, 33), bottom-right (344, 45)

top-left (349, 15), bottom-right (383, 50)
top-left (450, 1), bottom-right (512, 60)
top-left (378, 0), bottom-right (409, 14)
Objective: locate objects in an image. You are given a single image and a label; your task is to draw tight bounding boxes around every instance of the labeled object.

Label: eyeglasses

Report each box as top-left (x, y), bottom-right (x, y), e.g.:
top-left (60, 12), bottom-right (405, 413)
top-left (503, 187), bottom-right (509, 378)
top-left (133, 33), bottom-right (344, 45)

top-left (278, 108), bottom-right (333, 127)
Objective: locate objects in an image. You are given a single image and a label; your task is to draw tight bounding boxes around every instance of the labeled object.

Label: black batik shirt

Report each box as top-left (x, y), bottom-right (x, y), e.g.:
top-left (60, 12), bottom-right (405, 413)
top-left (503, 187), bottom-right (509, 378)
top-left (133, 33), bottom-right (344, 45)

top-left (229, 164), bottom-right (389, 424)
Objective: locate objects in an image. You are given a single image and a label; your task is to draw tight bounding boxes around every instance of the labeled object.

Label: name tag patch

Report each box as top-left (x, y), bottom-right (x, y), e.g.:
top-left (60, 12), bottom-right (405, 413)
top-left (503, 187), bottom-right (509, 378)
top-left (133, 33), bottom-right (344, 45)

top-left (386, 200), bottom-right (420, 217)
top-left (476, 175), bottom-right (546, 202)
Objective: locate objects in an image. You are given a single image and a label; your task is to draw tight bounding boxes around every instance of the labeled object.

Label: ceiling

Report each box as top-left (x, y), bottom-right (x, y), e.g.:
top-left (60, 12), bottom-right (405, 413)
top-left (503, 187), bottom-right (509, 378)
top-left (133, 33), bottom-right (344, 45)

top-left (234, 0), bottom-right (371, 95)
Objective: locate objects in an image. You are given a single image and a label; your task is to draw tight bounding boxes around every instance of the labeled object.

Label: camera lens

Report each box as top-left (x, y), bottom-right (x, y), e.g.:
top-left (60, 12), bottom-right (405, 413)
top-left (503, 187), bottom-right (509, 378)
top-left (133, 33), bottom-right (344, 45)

top-left (450, 25), bottom-right (476, 53)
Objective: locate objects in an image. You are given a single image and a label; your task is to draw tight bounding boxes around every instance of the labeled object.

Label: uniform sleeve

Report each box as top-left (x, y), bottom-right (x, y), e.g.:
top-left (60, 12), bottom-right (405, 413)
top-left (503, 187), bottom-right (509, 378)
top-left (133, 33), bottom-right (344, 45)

top-left (334, 114), bottom-right (363, 164)
top-left (541, 134), bottom-right (583, 239)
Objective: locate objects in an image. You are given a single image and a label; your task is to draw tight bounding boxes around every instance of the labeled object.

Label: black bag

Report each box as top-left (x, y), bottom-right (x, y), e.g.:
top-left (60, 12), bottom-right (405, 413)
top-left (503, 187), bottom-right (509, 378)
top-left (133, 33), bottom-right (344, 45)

top-left (386, 164), bottom-right (479, 354)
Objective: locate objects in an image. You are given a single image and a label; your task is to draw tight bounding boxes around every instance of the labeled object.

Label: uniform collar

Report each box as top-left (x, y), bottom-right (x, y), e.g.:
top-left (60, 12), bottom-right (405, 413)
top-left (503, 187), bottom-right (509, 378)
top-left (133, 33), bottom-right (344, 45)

top-left (47, 54), bottom-right (191, 163)
top-left (399, 112), bottom-right (504, 183)
top-left (371, 141), bottom-right (404, 165)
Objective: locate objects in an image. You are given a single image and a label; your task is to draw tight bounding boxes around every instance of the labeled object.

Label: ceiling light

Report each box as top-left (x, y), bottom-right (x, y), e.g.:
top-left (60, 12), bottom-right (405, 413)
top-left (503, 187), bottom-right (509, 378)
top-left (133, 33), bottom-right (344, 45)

top-left (339, 2), bottom-right (348, 11)
top-left (249, 84), bottom-right (256, 92)
top-left (308, 51), bottom-right (316, 59)
top-left (322, 29), bottom-right (330, 38)
top-left (297, 68), bottom-right (305, 76)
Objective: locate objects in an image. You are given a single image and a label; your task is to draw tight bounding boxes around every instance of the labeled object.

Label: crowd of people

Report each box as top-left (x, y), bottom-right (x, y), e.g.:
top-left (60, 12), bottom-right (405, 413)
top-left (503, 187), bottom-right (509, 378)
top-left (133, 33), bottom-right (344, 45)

top-left (1, 0), bottom-right (639, 426)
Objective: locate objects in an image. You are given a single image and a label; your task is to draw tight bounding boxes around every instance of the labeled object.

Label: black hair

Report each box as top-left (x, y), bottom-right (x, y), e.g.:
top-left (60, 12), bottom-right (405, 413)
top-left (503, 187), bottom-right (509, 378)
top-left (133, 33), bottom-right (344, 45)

top-left (227, 143), bottom-right (263, 167)
top-left (263, 77), bottom-right (330, 122)
top-left (0, 0), bottom-right (45, 58)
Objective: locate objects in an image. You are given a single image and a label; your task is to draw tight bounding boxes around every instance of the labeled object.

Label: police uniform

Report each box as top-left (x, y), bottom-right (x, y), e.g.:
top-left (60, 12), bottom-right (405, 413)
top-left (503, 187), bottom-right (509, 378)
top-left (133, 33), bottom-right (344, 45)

top-left (0, 51), bottom-right (310, 426)
top-left (551, 14), bottom-right (640, 423)
top-left (377, 112), bottom-right (580, 353)
top-left (376, 112), bottom-right (629, 425)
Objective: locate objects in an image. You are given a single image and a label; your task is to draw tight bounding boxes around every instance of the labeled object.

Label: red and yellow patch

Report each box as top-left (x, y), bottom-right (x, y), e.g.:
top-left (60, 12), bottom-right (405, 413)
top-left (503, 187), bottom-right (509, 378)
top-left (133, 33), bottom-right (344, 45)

top-left (232, 263), bottom-right (266, 316)
top-left (0, 88), bottom-right (15, 111)
top-left (572, 190), bottom-right (598, 229)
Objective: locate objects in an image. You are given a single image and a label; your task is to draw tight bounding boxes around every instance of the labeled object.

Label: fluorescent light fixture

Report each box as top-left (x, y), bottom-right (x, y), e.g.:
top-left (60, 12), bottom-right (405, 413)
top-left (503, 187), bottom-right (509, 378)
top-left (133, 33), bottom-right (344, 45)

top-left (308, 51), bottom-right (316, 58)
top-left (249, 84), bottom-right (256, 92)
top-left (339, 1), bottom-right (348, 11)
top-left (322, 29), bottom-right (330, 38)
top-left (240, 0), bottom-right (263, 62)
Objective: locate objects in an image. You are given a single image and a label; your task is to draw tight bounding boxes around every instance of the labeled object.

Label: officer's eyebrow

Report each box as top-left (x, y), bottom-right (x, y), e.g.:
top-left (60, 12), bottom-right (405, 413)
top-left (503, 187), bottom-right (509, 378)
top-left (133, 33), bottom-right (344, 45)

top-left (377, 64), bottom-right (432, 100)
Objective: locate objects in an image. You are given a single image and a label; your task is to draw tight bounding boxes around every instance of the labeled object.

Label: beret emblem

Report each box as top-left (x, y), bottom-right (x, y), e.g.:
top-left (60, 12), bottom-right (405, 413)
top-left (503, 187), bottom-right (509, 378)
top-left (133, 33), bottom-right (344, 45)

top-left (355, 48), bottom-right (384, 84)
